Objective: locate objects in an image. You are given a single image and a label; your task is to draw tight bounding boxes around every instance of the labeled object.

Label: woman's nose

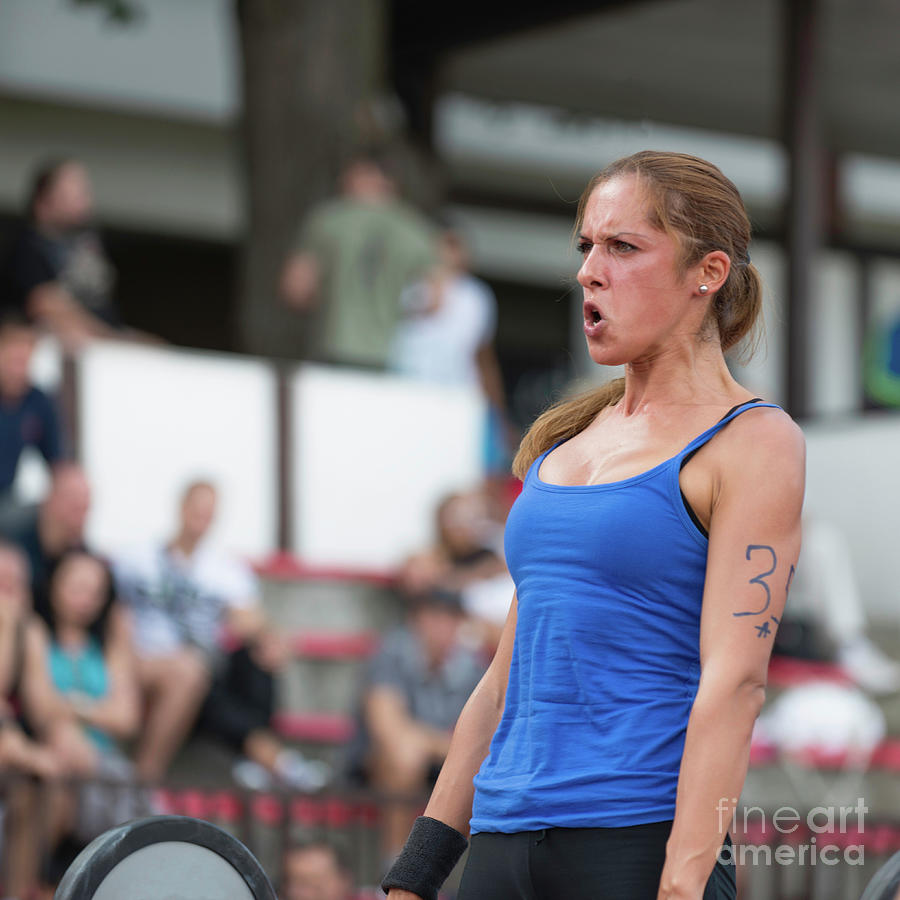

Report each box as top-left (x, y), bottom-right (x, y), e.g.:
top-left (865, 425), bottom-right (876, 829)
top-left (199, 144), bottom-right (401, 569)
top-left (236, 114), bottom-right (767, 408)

top-left (576, 247), bottom-right (607, 290)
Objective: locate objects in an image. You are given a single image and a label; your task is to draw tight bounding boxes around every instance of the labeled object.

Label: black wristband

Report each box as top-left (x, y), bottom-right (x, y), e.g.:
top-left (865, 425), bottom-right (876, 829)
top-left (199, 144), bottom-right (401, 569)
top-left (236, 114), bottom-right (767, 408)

top-left (381, 816), bottom-right (468, 900)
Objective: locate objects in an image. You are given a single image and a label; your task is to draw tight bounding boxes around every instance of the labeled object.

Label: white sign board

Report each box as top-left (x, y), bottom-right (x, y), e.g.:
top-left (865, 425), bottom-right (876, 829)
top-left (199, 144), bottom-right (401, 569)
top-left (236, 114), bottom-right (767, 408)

top-left (291, 366), bottom-right (485, 572)
top-left (804, 415), bottom-right (900, 619)
top-left (79, 342), bottom-right (277, 557)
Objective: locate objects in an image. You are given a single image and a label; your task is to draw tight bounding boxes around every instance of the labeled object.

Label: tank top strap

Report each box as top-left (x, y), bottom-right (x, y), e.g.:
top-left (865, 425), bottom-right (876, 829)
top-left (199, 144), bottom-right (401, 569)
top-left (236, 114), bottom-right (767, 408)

top-left (525, 439), bottom-right (564, 484)
top-left (678, 399), bottom-right (781, 462)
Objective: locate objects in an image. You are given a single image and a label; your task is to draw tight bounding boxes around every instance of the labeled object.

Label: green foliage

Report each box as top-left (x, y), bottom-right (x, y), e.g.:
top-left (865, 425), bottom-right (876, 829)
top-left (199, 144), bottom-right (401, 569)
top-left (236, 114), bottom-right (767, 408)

top-left (69, 0), bottom-right (144, 26)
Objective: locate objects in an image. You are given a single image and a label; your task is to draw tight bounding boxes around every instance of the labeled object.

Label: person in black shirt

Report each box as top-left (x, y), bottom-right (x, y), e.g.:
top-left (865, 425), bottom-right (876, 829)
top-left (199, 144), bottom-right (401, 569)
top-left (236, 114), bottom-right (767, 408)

top-left (0, 159), bottom-right (122, 348)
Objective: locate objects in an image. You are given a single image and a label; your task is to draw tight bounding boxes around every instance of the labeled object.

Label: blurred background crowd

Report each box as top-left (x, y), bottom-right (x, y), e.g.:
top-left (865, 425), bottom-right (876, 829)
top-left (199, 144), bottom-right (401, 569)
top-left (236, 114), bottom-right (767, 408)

top-left (1, 1), bottom-right (900, 898)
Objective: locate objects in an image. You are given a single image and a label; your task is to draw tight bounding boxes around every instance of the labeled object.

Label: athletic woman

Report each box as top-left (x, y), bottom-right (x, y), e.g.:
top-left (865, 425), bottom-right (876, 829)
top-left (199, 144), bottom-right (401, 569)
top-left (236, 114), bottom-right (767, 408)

top-left (383, 151), bottom-right (806, 900)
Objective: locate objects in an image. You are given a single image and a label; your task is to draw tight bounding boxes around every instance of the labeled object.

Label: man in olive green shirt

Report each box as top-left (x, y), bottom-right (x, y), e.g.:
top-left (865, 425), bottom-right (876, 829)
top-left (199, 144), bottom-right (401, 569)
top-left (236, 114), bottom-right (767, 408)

top-left (280, 155), bottom-right (436, 369)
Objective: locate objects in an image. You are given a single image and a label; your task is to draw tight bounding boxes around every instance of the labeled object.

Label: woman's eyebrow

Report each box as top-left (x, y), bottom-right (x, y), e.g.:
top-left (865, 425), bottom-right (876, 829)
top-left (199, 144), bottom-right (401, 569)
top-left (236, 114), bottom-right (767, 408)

top-left (578, 230), bottom-right (650, 242)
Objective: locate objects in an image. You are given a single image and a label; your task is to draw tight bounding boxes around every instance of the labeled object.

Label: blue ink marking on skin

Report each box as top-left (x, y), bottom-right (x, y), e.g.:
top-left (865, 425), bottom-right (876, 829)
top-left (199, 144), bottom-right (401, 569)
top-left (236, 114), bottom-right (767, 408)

top-left (755, 621), bottom-right (772, 638)
top-left (785, 564), bottom-right (796, 595)
top-left (734, 544), bottom-right (777, 617)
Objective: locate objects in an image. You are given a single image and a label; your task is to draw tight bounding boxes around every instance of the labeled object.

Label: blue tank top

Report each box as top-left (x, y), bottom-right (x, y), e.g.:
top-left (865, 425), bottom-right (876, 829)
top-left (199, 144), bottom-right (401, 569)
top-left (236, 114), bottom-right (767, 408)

top-left (49, 637), bottom-right (114, 752)
top-left (470, 401), bottom-right (778, 833)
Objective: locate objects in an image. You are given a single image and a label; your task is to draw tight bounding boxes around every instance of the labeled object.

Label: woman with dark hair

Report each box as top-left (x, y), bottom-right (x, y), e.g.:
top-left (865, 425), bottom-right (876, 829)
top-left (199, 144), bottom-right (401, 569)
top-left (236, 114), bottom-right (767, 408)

top-left (0, 159), bottom-right (122, 346)
top-left (383, 151), bottom-right (805, 900)
top-left (26, 550), bottom-right (137, 766)
top-left (23, 550), bottom-right (142, 849)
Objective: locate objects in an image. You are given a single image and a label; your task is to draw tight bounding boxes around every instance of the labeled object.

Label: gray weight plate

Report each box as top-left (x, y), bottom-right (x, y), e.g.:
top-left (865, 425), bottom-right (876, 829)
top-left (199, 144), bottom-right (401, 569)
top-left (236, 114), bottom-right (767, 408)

top-left (54, 815), bottom-right (276, 900)
top-left (860, 851), bottom-right (900, 900)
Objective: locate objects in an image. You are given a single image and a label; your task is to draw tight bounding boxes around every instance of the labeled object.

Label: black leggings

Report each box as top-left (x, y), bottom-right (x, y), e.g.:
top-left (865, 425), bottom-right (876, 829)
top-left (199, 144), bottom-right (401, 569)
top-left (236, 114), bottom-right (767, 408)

top-left (196, 647), bottom-right (274, 752)
top-left (456, 823), bottom-right (736, 900)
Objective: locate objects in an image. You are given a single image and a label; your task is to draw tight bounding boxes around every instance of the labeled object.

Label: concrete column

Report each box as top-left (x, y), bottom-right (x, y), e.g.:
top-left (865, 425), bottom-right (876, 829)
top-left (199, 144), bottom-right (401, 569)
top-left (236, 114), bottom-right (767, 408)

top-left (783, 0), bottom-right (826, 418)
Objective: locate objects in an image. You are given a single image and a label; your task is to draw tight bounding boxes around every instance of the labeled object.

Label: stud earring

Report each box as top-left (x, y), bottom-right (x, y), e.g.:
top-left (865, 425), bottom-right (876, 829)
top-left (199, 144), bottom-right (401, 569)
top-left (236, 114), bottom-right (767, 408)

top-left (699, 284), bottom-right (709, 294)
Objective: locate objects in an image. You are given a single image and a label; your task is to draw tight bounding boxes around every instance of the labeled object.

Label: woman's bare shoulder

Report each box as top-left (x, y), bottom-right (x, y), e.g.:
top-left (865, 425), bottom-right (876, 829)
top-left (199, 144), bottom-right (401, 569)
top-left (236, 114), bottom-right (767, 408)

top-left (717, 404), bottom-right (806, 481)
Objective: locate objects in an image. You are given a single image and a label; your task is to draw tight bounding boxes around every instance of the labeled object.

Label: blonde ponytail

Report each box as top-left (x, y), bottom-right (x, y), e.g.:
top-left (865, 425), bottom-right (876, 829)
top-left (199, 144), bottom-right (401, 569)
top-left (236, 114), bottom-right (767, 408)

top-left (512, 379), bottom-right (625, 480)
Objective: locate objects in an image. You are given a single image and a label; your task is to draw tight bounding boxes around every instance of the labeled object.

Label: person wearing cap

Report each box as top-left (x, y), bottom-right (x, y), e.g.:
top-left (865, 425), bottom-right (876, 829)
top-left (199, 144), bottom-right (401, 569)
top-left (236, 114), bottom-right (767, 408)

top-left (354, 587), bottom-right (487, 863)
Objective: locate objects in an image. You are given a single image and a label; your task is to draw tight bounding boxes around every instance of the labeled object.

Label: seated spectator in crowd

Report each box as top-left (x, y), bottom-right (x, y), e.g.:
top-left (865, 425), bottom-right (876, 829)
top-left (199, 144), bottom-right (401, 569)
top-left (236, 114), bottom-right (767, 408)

top-left (1, 462), bottom-right (91, 606)
top-left (0, 310), bottom-right (62, 534)
top-left (279, 151), bottom-right (436, 369)
top-left (402, 488), bottom-right (514, 653)
top-left (350, 588), bottom-right (486, 861)
top-left (280, 840), bottom-right (358, 900)
top-left (0, 540), bottom-right (62, 900)
top-left (112, 480), bottom-right (327, 789)
top-left (0, 541), bottom-right (59, 774)
top-left (23, 551), bottom-right (142, 855)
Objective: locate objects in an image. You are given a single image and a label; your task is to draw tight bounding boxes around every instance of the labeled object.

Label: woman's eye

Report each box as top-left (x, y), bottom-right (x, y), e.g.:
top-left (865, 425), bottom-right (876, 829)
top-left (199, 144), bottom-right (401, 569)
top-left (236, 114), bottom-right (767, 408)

top-left (576, 240), bottom-right (592, 256)
top-left (612, 240), bottom-right (636, 252)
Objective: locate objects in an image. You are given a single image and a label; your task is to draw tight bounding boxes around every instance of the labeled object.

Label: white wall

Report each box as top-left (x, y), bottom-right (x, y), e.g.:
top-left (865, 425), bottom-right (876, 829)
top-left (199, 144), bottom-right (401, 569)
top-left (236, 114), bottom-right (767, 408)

top-left (803, 414), bottom-right (900, 619)
top-left (809, 251), bottom-right (860, 417)
top-left (0, 98), bottom-right (241, 239)
top-left (78, 342), bottom-right (278, 557)
top-left (0, 0), bottom-right (237, 121)
top-left (291, 366), bottom-right (485, 572)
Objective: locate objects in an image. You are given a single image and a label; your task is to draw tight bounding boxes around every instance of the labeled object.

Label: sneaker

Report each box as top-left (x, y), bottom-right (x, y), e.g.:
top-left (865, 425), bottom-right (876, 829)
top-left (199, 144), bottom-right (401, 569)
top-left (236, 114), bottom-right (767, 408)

top-left (232, 758), bottom-right (274, 792)
top-left (274, 749), bottom-right (331, 791)
top-left (837, 637), bottom-right (900, 695)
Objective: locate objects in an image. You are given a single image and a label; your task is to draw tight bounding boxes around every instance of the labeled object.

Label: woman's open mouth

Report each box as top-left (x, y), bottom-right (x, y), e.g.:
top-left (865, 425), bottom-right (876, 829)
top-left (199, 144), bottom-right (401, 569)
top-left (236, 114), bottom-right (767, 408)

top-left (583, 300), bottom-right (605, 335)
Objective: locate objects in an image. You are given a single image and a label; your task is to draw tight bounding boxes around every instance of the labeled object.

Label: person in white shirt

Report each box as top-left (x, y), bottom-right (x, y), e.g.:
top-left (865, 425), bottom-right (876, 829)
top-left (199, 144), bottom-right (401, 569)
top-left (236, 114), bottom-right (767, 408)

top-left (113, 481), bottom-right (327, 788)
top-left (390, 229), bottom-right (514, 474)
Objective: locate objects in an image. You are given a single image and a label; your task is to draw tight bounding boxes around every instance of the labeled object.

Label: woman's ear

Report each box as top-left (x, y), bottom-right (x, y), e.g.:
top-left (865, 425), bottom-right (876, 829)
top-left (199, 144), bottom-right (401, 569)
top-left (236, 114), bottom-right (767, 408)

top-left (696, 250), bottom-right (731, 294)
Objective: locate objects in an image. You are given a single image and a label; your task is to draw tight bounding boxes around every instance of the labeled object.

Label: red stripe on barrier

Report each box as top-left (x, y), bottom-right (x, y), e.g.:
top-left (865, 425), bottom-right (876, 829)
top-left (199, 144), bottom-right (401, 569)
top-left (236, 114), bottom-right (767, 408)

top-left (767, 655), bottom-right (853, 687)
top-left (748, 739), bottom-right (777, 766)
top-left (272, 712), bottom-right (356, 743)
top-left (870, 738), bottom-right (900, 771)
top-left (253, 552), bottom-right (397, 586)
top-left (289, 796), bottom-right (325, 825)
top-left (251, 792), bottom-right (284, 826)
top-left (293, 631), bottom-right (379, 659)
top-left (749, 737), bottom-right (900, 772)
top-left (218, 627), bottom-right (380, 660)
top-left (207, 789), bottom-right (243, 824)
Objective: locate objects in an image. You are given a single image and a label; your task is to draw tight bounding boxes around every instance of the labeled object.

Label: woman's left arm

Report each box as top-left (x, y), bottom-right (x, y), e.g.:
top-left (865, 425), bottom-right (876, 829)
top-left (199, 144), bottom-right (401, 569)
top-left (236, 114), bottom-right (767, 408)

top-left (658, 409), bottom-right (806, 899)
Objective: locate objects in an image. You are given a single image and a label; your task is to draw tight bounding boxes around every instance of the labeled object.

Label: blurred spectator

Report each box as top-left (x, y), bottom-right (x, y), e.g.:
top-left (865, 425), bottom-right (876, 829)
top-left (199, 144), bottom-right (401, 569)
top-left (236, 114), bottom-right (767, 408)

top-left (23, 551), bottom-right (143, 849)
top-left (350, 589), bottom-right (486, 860)
top-left (0, 159), bottom-right (160, 351)
top-left (112, 481), bottom-right (327, 789)
top-left (390, 229), bottom-right (515, 473)
top-left (0, 540), bottom-right (62, 900)
top-left (0, 159), bottom-right (119, 348)
top-left (787, 516), bottom-right (900, 694)
top-left (401, 488), bottom-right (514, 653)
top-left (0, 310), bottom-right (63, 533)
top-left (0, 541), bottom-right (59, 774)
top-left (1, 463), bottom-right (91, 607)
top-left (280, 840), bottom-right (357, 900)
top-left (280, 151), bottom-right (436, 369)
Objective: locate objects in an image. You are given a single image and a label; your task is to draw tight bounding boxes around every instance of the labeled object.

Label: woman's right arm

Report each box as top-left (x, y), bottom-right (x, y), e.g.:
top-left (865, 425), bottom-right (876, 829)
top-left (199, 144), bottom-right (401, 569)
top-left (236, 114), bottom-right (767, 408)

top-left (387, 592), bottom-right (518, 900)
